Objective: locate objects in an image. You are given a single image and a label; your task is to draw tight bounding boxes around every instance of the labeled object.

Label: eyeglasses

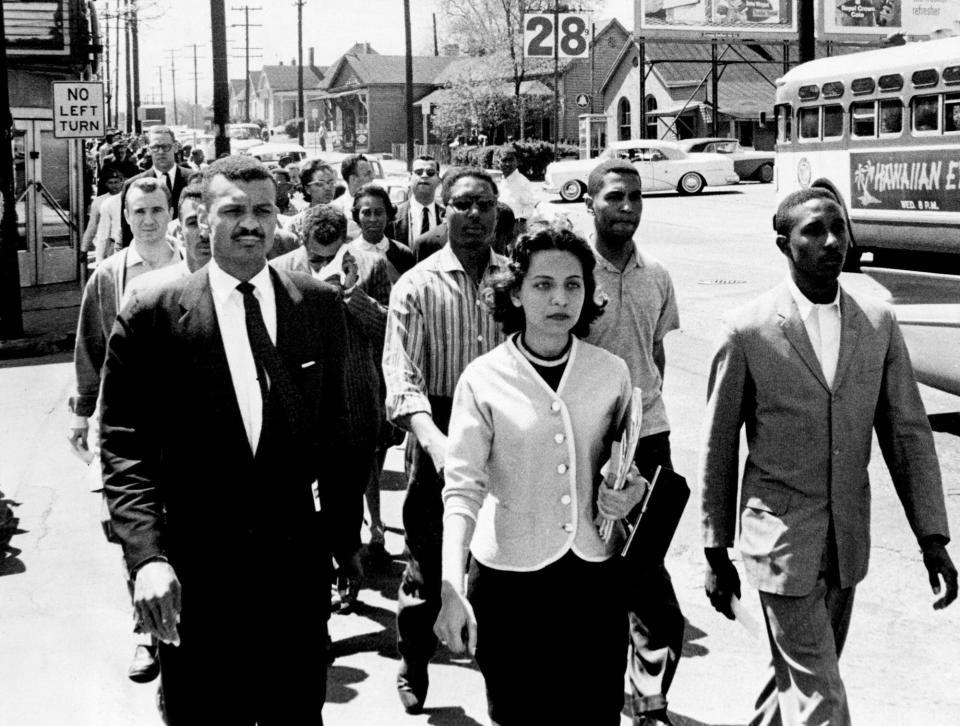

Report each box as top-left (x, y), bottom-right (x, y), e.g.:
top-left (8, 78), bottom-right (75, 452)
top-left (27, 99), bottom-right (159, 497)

top-left (412, 168), bottom-right (438, 177)
top-left (149, 143), bottom-right (173, 153)
top-left (307, 180), bottom-right (334, 189)
top-left (448, 197), bottom-right (497, 212)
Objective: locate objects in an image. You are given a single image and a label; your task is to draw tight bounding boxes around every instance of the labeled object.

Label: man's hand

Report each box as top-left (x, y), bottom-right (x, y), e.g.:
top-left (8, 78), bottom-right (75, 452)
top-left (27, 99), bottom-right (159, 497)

top-left (68, 415), bottom-right (90, 456)
top-left (434, 579), bottom-right (477, 656)
top-left (704, 547), bottom-right (741, 620)
top-left (922, 541), bottom-right (958, 610)
top-left (405, 413), bottom-right (448, 475)
top-left (133, 561), bottom-right (182, 645)
top-left (597, 466), bottom-right (648, 521)
top-left (341, 250), bottom-right (359, 291)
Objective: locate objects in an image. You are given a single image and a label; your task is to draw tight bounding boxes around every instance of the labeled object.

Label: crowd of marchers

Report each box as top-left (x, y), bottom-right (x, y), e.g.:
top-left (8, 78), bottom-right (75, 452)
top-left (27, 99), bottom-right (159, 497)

top-left (67, 124), bottom-right (957, 726)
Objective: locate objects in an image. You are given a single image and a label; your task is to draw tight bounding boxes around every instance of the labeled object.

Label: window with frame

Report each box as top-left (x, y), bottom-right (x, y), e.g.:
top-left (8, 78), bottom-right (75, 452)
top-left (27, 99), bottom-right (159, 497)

top-left (618, 98), bottom-right (632, 141)
top-left (850, 101), bottom-right (876, 137)
top-left (912, 94), bottom-right (939, 132)
top-left (799, 107), bottom-right (820, 140)
top-left (879, 99), bottom-right (903, 135)
top-left (644, 95), bottom-right (658, 138)
top-left (776, 103), bottom-right (792, 142)
top-left (823, 105), bottom-right (843, 138)
top-left (945, 93), bottom-right (960, 133)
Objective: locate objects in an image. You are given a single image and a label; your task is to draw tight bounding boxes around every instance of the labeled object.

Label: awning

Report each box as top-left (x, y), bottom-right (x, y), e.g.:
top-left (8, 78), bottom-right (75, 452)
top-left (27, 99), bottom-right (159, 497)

top-left (320, 89), bottom-right (366, 100)
top-left (644, 101), bottom-right (707, 118)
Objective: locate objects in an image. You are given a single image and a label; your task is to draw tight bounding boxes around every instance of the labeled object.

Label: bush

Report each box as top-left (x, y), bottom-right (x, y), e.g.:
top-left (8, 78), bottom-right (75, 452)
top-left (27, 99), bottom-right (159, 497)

top-left (283, 118), bottom-right (303, 138)
top-left (448, 140), bottom-right (580, 180)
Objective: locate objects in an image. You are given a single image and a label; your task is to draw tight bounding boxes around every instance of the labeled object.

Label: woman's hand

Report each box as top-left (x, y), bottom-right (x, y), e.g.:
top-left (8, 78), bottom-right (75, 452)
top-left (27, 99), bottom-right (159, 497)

top-left (597, 465), bottom-right (648, 521)
top-left (434, 579), bottom-right (477, 656)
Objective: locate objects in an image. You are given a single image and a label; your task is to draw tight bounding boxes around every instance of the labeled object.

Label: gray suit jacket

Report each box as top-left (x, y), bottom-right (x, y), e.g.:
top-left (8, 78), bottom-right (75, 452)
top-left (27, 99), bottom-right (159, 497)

top-left (700, 282), bottom-right (950, 596)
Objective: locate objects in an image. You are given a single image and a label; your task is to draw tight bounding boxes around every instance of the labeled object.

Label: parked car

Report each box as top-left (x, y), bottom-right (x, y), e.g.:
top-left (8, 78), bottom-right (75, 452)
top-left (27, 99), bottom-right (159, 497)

top-left (544, 139), bottom-right (740, 201)
top-left (226, 123), bottom-right (265, 154)
top-left (245, 142), bottom-right (308, 170)
top-left (676, 137), bottom-right (775, 183)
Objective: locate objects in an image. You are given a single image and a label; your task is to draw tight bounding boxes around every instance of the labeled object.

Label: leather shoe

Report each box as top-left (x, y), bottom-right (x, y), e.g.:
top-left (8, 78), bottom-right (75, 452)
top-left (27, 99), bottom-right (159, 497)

top-left (635, 711), bottom-right (674, 726)
top-left (128, 643), bottom-right (160, 683)
top-left (396, 659), bottom-right (428, 714)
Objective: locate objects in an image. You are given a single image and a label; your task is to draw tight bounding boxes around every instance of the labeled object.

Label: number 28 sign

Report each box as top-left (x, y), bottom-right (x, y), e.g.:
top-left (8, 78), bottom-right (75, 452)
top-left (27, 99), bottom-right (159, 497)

top-left (524, 13), bottom-right (591, 59)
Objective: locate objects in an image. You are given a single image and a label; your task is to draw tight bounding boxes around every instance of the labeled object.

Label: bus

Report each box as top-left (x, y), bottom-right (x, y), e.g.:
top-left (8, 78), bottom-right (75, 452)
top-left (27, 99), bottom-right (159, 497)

top-left (774, 37), bottom-right (960, 271)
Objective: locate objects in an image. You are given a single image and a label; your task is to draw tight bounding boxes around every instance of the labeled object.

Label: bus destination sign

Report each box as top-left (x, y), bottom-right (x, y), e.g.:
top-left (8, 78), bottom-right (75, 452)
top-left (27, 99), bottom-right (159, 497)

top-left (851, 150), bottom-right (960, 213)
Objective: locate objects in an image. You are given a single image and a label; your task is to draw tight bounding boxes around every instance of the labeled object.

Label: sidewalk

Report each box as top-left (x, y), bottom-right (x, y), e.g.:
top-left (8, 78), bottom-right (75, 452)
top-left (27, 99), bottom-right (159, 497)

top-left (0, 282), bottom-right (81, 360)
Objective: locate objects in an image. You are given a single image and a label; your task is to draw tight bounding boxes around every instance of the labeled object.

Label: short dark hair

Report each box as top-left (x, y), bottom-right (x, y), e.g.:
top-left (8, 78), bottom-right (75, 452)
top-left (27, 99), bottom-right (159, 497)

top-left (413, 154), bottom-right (438, 169)
top-left (340, 154), bottom-right (368, 183)
top-left (496, 144), bottom-right (518, 160)
top-left (352, 183), bottom-right (397, 221)
top-left (200, 155), bottom-right (275, 205)
top-left (298, 158), bottom-right (334, 187)
top-left (271, 168), bottom-right (292, 183)
top-left (302, 204), bottom-right (348, 246)
top-left (178, 182), bottom-right (203, 218)
top-left (127, 176), bottom-right (171, 208)
top-left (440, 167), bottom-right (499, 205)
top-left (486, 220), bottom-right (605, 338)
top-left (773, 188), bottom-right (840, 237)
top-left (587, 159), bottom-right (641, 197)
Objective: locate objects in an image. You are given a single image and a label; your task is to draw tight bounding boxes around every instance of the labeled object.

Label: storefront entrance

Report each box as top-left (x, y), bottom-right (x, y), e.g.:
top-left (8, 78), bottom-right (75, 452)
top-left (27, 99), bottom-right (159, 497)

top-left (13, 117), bottom-right (81, 287)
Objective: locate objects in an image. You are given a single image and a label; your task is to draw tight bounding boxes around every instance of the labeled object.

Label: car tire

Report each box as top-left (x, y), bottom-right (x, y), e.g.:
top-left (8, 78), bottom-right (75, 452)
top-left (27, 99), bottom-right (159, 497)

top-left (677, 172), bottom-right (704, 195)
top-left (559, 179), bottom-right (585, 202)
top-left (758, 163), bottom-right (774, 183)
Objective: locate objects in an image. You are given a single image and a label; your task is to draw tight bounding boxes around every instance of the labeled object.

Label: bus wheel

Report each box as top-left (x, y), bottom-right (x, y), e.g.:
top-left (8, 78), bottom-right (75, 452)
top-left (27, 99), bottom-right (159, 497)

top-left (678, 173), bottom-right (704, 195)
top-left (758, 163), bottom-right (774, 183)
top-left (559, 179), bottom-right (585, 202)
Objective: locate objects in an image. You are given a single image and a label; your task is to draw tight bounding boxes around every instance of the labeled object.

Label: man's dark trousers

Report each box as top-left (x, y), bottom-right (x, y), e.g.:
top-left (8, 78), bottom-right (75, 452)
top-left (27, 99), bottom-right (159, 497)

top-left (629, 432), bottom-right (686, 718)
top-left (396, 396), bottom-right (452, 669)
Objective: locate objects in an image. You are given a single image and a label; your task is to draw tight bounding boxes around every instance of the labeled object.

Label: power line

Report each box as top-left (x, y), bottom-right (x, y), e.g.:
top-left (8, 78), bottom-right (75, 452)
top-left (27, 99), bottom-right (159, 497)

top-left (231, 5), bottom-right (262, 122)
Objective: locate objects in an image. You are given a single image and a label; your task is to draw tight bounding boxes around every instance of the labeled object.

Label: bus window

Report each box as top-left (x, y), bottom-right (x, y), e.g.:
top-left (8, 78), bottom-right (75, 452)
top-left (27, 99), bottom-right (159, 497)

top-left (912, 95), bottom-right (939, 132)
top-left (879, 99), bottom-right (903, 134)
top-left (776, 104), bottom-right (792, 142)
top-left (851, 101), bottom-right (876, 137)
top-left (799, 107), bottom-right (820, 140)
top-left (945, 94), bottom-right (960, 133)
top-left (824, 105), bottom-right (843, 138)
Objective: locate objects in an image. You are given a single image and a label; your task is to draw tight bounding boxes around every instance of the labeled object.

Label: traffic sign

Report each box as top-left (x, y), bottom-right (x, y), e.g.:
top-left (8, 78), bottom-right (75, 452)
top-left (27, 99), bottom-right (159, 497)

top-left (576, 93), bottom-right (590, 108)
top-left (523, 13), bottom-right (592, 59)
top-left (52, 82), bottom-right (105, 138)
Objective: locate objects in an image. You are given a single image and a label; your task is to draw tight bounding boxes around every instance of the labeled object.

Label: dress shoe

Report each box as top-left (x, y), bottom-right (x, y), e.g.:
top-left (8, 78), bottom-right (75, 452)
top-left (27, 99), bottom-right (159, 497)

top-left (396, 659), bottom-right (428, 714)
top-left (634, 710), bottom-right (674, 726)
top-left (128, 643), bottom-right (160, 683)
top-left (337, 574), bottom-right (360, 613)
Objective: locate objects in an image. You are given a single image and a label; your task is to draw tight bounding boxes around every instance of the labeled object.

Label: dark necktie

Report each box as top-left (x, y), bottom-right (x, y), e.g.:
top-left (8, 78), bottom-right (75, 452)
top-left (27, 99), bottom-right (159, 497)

top-left (164, 171), bottom-right (172, 192)
top-left (420, 206), bottom-right (430, 236)
top-left (236, 281), bottom-right (302, 436)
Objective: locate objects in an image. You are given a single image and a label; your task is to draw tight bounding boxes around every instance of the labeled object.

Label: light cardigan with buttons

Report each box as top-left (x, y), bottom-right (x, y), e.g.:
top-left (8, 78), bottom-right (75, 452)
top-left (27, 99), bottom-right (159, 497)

top-left (443, 335), bottom-right (633, 571)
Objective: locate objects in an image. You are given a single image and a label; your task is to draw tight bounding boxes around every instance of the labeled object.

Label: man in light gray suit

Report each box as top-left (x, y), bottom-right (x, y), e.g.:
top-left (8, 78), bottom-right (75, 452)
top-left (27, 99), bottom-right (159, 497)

top-left (700, 187), bottom-right (957, 726)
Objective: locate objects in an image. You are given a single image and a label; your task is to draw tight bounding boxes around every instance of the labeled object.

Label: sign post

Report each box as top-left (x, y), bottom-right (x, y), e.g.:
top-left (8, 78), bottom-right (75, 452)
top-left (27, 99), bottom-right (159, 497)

top-left (52, 82), bottom-right (105, 138)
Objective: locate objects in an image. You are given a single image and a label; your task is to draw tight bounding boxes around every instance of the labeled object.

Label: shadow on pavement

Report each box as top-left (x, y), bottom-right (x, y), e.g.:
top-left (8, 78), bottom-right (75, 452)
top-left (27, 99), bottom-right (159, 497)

top-left (681, 619), bottom-right (709, 658)
top-left (669, 713), bottom-right (743, 726)
top-left (325, 664), bottom-right (368, 704)
top-left (424, 706), bottom-right (485, 726)
top-left (0, 493), bottom-right (25, 577)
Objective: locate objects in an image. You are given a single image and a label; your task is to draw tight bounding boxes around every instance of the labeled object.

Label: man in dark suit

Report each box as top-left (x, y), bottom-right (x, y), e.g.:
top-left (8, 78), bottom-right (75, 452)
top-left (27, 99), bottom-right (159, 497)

top-left (118, 126), bottom-right (195, 248)
top-left (701, 188), bottom-right (957, 725)
top-left (99, 156), bottom-right (354, 724)
top-left (412, 200), bottom-right (515, 261)
top-left (391, 155), bottom-right (444, 248)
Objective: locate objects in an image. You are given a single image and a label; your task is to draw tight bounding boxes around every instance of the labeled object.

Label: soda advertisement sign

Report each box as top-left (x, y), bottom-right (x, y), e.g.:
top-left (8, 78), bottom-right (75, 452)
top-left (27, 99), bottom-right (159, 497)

top-left (851, 149), bottom-right (960, 212)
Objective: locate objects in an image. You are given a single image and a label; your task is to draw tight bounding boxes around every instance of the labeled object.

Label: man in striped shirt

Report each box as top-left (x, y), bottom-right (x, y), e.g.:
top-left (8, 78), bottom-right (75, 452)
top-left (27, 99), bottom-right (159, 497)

top-left (383, 168), bottom-right (508, 714)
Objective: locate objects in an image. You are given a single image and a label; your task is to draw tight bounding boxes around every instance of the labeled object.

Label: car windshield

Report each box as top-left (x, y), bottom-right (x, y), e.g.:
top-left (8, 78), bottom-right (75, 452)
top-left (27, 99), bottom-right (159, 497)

top-left (227, 125), bottom-right (259, 140)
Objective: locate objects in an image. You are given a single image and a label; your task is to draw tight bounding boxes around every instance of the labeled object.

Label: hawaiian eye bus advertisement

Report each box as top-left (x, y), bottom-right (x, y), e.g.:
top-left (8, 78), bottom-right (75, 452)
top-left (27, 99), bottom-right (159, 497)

top-left (851, 150), bottom-right (960, 213)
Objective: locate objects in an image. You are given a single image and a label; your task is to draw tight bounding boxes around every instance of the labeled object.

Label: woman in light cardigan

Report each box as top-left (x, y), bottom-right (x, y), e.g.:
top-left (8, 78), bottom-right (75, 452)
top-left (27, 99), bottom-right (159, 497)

top-left (434, 222), bottom-right (647, 725)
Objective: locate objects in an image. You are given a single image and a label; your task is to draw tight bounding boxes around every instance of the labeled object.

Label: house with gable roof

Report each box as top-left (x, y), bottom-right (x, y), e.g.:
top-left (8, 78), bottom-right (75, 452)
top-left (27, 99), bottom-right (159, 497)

top-left (254, 58), bottom-right (326, 129)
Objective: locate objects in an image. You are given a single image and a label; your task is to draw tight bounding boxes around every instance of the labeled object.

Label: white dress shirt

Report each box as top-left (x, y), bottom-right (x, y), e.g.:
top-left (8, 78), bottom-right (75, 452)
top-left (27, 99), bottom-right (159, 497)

top-left (352, 235), bottom-right (390, 254)
top-left (208, 259), bottom-right (277, 452)
top-left (498, 169), bottom-right (538, 220)
top-left (409, 198), bottom-right (438, 239)
top-left (154, 166), bottom-right (176, 193)
top-left (786, 276), bottom-right (842, 388)
top-left (95, 193), bottom-right (123, 260)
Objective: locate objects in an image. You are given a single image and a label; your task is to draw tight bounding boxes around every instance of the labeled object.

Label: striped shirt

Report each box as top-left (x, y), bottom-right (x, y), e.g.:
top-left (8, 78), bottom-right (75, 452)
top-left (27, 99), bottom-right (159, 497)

top-left (383, 243), bottom-right (508, 423)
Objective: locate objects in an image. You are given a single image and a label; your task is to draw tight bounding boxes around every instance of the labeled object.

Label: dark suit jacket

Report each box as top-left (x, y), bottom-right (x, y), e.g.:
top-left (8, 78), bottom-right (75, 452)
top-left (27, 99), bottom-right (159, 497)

top-left (100, 266), bottom-right (352, 622)
top-left (390, 200), bottom-right (445, 248)
top-left (119, 165), bottom-right (195, 247)
top-left (412, 202), bottom-right (516, 262)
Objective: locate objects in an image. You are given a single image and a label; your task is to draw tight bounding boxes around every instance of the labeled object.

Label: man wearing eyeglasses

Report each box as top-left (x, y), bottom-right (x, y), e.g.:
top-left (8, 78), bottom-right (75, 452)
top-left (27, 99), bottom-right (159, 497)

top-left (119, 126), bottom-right (195, 248)
top-left (383, 167), bottom-right (508, 714)
top-left (391, 155), bottom-right (444, 248)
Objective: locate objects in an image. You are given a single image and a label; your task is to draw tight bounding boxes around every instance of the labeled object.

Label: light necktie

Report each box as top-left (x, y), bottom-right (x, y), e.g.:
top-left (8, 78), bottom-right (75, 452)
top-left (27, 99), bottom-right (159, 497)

top-left (420, 206), bottom-right (430, 236)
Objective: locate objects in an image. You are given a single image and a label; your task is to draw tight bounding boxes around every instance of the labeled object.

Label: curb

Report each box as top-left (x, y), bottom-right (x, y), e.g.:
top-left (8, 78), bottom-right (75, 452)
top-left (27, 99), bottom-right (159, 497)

top-left (0, 333), bottom-right (75, 361)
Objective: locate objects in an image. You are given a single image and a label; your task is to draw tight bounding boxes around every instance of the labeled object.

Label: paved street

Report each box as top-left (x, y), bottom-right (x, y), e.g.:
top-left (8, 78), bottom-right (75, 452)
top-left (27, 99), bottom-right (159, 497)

top-left (2, 183), bottom-right (959, 725)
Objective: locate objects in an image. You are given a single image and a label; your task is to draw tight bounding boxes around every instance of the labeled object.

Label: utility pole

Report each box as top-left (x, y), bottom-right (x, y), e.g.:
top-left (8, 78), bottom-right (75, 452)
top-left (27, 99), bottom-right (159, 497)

top-left (158, 65), bottom-right (164, 104)
top-left (124, 0), bottom-right (133, 132)
top-left (296, 0), bottom-right (304, 146)
top-left (0, 0), bottom-right (24, 338)
top-left (553, 0), bottom-right (560, 150)
top-left (104, 9), bottom-right (112, 126)
top-left (404, 0), bottom-right (414, 165)
top-left (211, 0), bottom-right (231, 158)
top-left (798, 0), bottom-right (816, 63)
top-left (186, 44), bottom-right (200, 129)
top-left (169, 49), bottom-right (178, 125)
top-left (432, 13), bottom-right (439, 56)
top-left (231, 6), bottom-right (261, 123)
top-left (130, 0), bottom-right (142, 133)
top-left (115, 0), bottom-right (121, 128)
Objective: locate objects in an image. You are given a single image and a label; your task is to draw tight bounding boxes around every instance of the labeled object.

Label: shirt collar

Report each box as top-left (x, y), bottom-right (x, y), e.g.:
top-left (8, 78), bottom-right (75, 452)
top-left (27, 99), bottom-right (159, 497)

top-left (125, 238), bottom-right (179, 268)
top-left (354, 235), bottom-right (390, 253)
top-left (208, 258), bottom-right (273, 306)
top-left (786, 275), bottom-right (841, 322)
top-left (435, 242), bottom-right (506, 275)
top-left (589, 233), bottom-right (644, 271)
top-left (154, 167), bottom-right (173, 181)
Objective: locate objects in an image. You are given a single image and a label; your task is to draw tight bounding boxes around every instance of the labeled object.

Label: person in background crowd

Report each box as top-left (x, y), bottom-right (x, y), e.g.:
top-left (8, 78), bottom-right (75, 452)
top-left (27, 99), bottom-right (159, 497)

top-left (435, 221), bottom-right (644, 725)
top-left (330, 153), bottom-right (375, 238)
top-left (69, 177), bottom-right (182, 687)
top-left (584, 159), bottom-right (684, 726)
top-left (82, 166), bottom-right (125, 266)
top-left (99, 156), bottom-right (353, 724)
top-left (701, 187), bottom-right (957, 726)
top-left (120, 126), bottom-right (194, 248)
top-left (188, 148), bottom-right (207, 174)
top-left (97, 131), bottom-right (118, 169)
top-left (286, 158), bottom-right (338, 241)
top-left (495, 145), bottom-right (538, 235)
top-left (271, 203), bottom-right (391, 609)
top-left (352, 183), bottom-right (415, 283)
top-left (390, 155), bottom-right (443, 249)
top-left (100, 142), bottom-right (140, 191)
top-left (382, 167), bottom-right (508, 714)
top-left (272, 168), bottom-right (297, 218)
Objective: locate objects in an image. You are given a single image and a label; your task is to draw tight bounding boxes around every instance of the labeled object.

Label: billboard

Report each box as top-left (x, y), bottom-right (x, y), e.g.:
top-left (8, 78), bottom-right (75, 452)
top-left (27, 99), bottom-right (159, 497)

top-left (850, 149), bottom-right (960, 213)
top-left (822, 0), bottom-right (960, 38)
top-left (638, 0), bottom-right (797, 37)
